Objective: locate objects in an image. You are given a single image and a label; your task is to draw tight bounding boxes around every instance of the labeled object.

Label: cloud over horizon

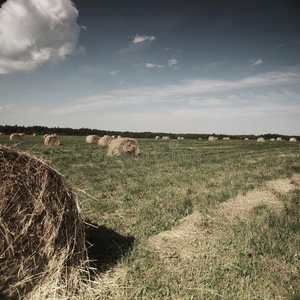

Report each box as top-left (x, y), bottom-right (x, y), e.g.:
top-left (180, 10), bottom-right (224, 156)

top-left (0, 0), bottom-right (81, 74)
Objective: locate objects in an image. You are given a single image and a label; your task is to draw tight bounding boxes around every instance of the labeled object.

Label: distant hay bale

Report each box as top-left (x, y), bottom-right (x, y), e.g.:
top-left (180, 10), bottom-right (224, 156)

top-left (276, 137), bottom-right (283, 141)
top-left (117, 135), bottom-right (122, 139)
top-left (155, 136), bottom-right (161, 140)
top-left (0, 146), bottom-right (88, 299)
top-left (289, 137), bottom-right (297, 142)
top-left (98, 135), bottom-right (114, 146)
top-left (43, 134), bottom-right (49, 139)
top-left (244, 138), bottom-right (249, 140)
top-left (223, 137), bottom-right (230, 140)
top-left (0, 132), bottom-right (4, 136)
top-left (112, 135), bottom-right (116, 139)
top-left (86, 135), bottom-right (99, 144)
top-left (19, 133), bottom-right (25, 137)
top-left (44, 135), bottom-right (60, 146)
top-left (181, 137), bottom-right (184, 140)
top-left (198, 138), bottom-right (202, 140)
top-left (208, 136), bottom-right (215, 141)
top-left (177, 137), bottom-right (181, 140)
top-left (257, 137), bottom-right (265, 142)
top-left (9, 133), bottom-right (21, 141)
top-left (107, 137), bottom-right (140, 156)
top-left (270, 138), bottom-right (276, 141)
top-left (33, 133), bottom-right (38, 136)
top-left (162, 136), bottom-right (170, 140)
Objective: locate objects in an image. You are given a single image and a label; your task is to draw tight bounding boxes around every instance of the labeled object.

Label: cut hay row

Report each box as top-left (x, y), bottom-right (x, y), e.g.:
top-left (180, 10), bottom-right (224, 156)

top-left (86, 135), bottom-right (99, 144)
top-left (107, 137), bottom-right (140, 156)
top-left (98, 135), bottom-right (114, 146)
top-left (0, 146), bottom-right (88, 299)
top-left (44, 135), bottom-right (60, 146)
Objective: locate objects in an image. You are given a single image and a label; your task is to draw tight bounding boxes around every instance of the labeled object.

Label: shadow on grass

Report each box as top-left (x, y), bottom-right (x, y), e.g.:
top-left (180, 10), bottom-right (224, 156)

top-left (85, 222), bottom-right (135, 273)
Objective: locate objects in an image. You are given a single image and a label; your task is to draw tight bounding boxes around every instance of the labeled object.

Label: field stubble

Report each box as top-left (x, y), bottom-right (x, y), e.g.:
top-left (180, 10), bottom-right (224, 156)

top-left (0, 135), bottom-right (299, 299)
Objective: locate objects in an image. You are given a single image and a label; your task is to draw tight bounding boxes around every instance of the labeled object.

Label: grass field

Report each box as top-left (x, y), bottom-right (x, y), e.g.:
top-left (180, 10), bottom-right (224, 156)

top-left (1, 135), bottom-right (299, 299)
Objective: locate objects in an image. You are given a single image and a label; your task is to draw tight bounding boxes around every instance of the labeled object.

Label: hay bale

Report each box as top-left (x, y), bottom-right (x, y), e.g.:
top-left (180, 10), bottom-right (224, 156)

top-left (177, 137), bottom-right (181, 140)
top-left (198, 138), bottom-right (202, 140)
top-left (270, 138), bottom-right (275, 141)
top-left (19, 133), bottom-right (25, 138)
top-left (276, 137), bottom-right (283, 141)
top-left (0, 132), bottom-right (3, 136)
top-left (98, 135), bottom-right (114, 146)
top-left (223, 137), bottom-right (230, 140)
top-left (117, 135), bottom-right (122, 139)
top-left (162, 136), bottom-right (170, 140)
top-left (9, 133), bottom-right (21, 141)
top-left (289, 137), bottom-right (297, 142)
top-left (181, 137), bottom-right (184, 140)
top-left (208, 136), bottom-right (215, 141)
top-left (244, 138), bottom-right (249, 140)
top-left (0, 146), bottom-right (87, 299)
top-left (43, 134), bottom-right (49, 139)
top-left (86, 135), bottom-right (99, 144)
top-left (44, 135), bottom-right (60, 146)
top-left (107, 137), bottom-right (140, 156)
top-left (33, 133), bottom-right (38, 136)
top-left (257, 137), bottom-right (265, 142)
top-left (155, 136), bottom-right (161, 140)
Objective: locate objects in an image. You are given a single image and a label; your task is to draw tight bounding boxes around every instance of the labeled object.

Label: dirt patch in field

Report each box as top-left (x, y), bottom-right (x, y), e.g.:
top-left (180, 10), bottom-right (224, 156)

top-left (147, 176), bottom-right (298, 260)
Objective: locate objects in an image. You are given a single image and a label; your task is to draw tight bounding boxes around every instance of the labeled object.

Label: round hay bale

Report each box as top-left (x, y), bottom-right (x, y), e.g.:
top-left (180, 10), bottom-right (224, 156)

top-left (86, 135), bottom-right (99, 144)
top-left (155, 136), bottom-right (161, 140)
top-left (117, 135), bottom-right (122, 139)
top-left (270, 138), bottom-right (275, 141)
top-left (19, 133), bottom-right (25, 138)
top-left (43, 134), bottom-right (49, 139)
top-left (0, 132), bottom-right (4, 136)
top-left (181, 137), bottom-right (184, 140)
top-left (276, 137), bottom-right (283, 141)
top-left (107, 137), bottom-right (140, 156)
top-left (244, 138), bottom-right (249, 140)
top-left (208, 136), bottom-right (215, 141)
top-left (289, 137), bottom-right (297, 142)
top-left (257, 137), bottom-right (265, 142)
top-left (98, 135), bottom-right (114, 146)
top-left (33, 133), bottom-right (38, 136)
top-left (177, 137), bottom-right (181, 140)
top-left (9, 133), bottom-right (21, 141)
top-left (162, 136), bottom-right (170, 140)
top-left (44, 135), bottom-right (60, 146)
top-left (0, 146), bottom-right (87, 299)
top-left (198, 138), bottom-right (202, 140)
top-left (223, 137), bottom-right (230, 140)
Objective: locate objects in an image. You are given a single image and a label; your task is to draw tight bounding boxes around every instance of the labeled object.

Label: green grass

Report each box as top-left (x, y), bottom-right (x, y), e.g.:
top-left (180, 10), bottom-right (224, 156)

top-left (1, 135), bottom-right (299, 299)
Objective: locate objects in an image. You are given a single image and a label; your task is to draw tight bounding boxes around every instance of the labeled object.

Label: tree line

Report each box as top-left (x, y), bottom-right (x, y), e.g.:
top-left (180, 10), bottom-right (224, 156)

top-left (0, 124), bottom-right (298, 140)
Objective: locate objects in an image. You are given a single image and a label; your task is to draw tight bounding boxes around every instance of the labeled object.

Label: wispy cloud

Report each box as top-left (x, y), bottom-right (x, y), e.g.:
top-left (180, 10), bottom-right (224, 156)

top-left (0, 0), bottom-right (82, 74)
top-left (145, 63), bottom-right (164, 69)
top-left (132, 34), bottom-right (156, 44)
top-left (168, 58), bottom-right (178, 68)
top-left (110, 70), bottom-right (119, 75)
top-left (249, 59), bottom-right (263, 70)
top-left (49, 70), bottom-right (300, 116)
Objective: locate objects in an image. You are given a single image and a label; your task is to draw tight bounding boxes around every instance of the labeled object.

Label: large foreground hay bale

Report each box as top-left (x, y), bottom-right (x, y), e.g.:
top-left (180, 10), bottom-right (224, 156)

top-left (208, 136), bottom-right (215, 141)
top-left (98, 135), bottom-right (114, 146)
top-left (107, 138), bottom-right (140, 156)
top-left (289, 137), bottom-right (297, 142)
top-left (0, 146), bottom-right (88, 299)
top-left (257, 137), bottom-right (265, 142)
top-left (86, 135), bottom-right (99, 144)
top-left (44, 135), bottom-right (60, 146)
top-left (9, 133), bottom-right (21, 141)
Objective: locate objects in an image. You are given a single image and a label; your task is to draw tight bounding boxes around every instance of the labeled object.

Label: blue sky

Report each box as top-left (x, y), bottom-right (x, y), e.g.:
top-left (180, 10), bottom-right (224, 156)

top-left (0, 0), bottom-right (300, 135)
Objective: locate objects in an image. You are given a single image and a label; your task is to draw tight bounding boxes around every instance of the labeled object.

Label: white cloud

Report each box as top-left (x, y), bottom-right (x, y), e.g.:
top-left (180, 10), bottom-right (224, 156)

top-left (110, 70), bottom-right (119, 75)
top-left (249, 59), bottom-right (263, 70)
top-left (168, 58), bottom-right (178, 68)
top-left (0, 0), bottom-right (81, 74)
top-left (132, 34), bottom-right (155, 44)
top-left (145, 63), bottom-right (164, 69)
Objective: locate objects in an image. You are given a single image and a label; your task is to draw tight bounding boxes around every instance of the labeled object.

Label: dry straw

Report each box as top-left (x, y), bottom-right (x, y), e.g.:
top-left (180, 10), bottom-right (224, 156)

top-left (270, 138), bottom-right (276, 141)
top-left (9, 133), bottom-right (21, 141)
top-left (257, 137), bottom-right (265, 142)
top-left (276, 137), bottom-right (283, 141)
top-left (0, 146), bottom-right (89, 299)
top-left (223, 137), bottom-right (230, 140)
top-left (107, 137), bottom-right (140, 156)
top-left (289, 137), bottom-right (297, 142)
top-left (244, 138), bottom-right (249, 140)
top-left (208, 136), bottom-right (215, 141)
top-left (98, 135), bottom-right (114, 146)
top-left (86, 135), bottom-right (99, 144)
top-left (43, 134), bottom-right (49, 139)
top-left (155, 136), bottom-right (161, 140)
top-left (162, 136), bottom-right (170, 140)
top-left (44, 135), bottom-right (60, 146)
